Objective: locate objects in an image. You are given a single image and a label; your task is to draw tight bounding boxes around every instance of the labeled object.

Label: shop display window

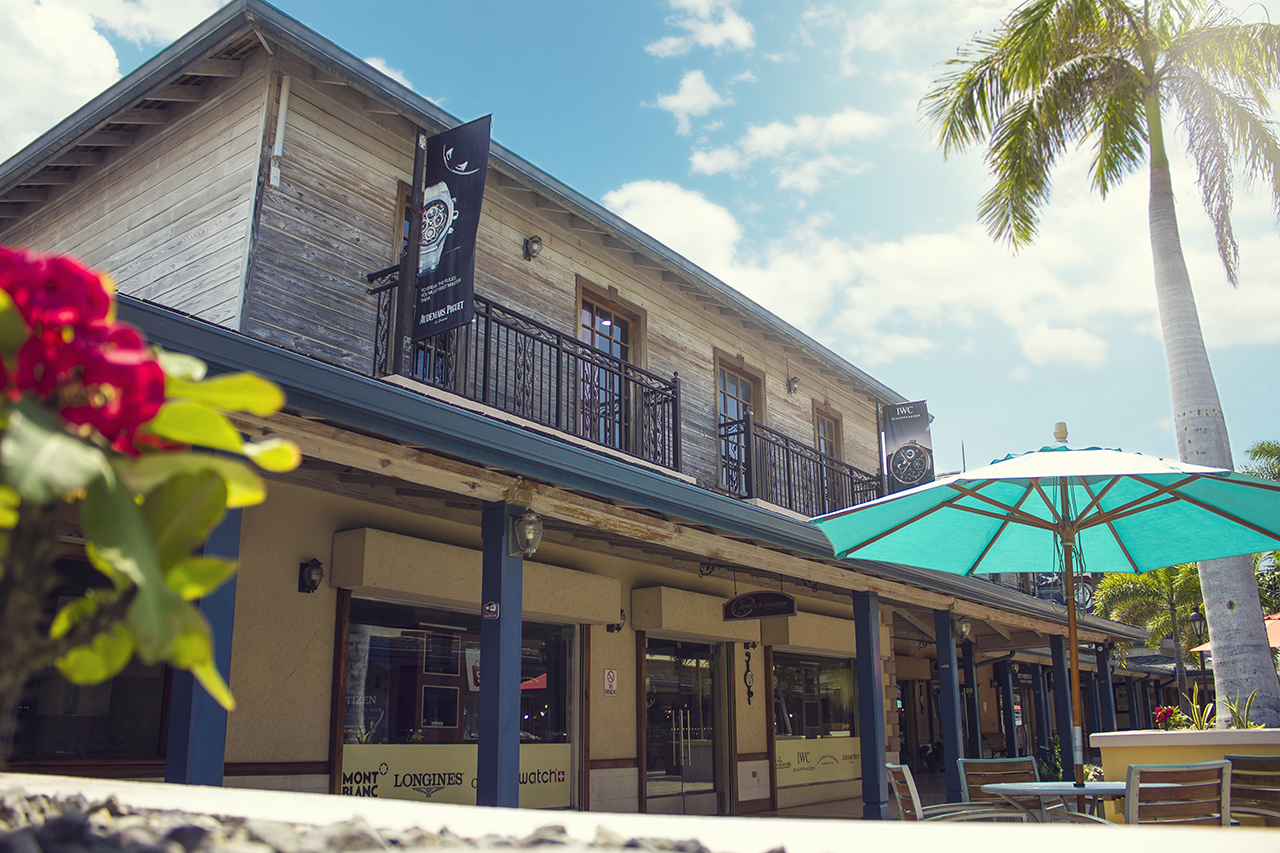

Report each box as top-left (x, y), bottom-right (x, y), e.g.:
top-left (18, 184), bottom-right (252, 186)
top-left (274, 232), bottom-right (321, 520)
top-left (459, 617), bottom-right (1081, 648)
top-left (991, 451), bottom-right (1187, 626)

top-left (5, 560), bottom-right (167, 761)
top-left (344, 600), bottom-right (570, 745)
top-left (771, 652), bottom-right (856, 739)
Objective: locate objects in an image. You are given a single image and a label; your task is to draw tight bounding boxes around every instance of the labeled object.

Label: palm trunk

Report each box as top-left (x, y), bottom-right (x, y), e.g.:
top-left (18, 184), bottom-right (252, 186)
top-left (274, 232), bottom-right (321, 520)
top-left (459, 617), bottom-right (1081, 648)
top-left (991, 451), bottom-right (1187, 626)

top-left (1148, 165), bottom-right (1280, 726)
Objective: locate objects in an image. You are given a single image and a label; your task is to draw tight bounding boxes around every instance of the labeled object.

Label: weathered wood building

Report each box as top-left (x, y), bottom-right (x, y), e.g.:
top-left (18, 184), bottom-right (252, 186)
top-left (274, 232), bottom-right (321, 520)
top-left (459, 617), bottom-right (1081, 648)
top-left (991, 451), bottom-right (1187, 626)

top-left (0, 0), bottom-right (1149, 816)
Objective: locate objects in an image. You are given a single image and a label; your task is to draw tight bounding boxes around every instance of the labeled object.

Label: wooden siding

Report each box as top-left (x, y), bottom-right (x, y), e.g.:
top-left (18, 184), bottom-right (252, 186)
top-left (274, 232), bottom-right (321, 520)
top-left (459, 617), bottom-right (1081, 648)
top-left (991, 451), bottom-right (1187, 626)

top-left (0, 50), bottom-right (269, 327)
top-left (237, 49), bottom-right (883, 486)
top-left (241, 51), bottom-right (413, 373)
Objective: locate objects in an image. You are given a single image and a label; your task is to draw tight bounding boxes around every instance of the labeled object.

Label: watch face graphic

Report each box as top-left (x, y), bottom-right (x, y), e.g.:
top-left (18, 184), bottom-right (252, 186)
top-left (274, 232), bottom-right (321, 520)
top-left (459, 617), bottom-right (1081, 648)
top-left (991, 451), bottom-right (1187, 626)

top-left (418, 181), bottom-right (457, 275)
top-left (890, 440), bottom-right (933, 486)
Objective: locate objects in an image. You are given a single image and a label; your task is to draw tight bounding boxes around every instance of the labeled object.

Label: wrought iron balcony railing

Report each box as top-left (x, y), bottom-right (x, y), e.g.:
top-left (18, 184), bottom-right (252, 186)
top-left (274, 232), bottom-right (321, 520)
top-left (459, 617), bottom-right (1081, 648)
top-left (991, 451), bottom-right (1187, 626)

top-left (368, 266), bottom-right (681, 472)
top-left (719, 409), bottom-right (880, 517)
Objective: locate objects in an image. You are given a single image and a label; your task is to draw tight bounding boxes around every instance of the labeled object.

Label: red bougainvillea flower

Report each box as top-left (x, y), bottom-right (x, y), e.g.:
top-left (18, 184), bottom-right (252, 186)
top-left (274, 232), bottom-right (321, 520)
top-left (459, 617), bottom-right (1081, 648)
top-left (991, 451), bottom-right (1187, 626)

top-left (0, 247), bottom-right (112, 330)
top-left (59, 322), bottom-right (166, 454)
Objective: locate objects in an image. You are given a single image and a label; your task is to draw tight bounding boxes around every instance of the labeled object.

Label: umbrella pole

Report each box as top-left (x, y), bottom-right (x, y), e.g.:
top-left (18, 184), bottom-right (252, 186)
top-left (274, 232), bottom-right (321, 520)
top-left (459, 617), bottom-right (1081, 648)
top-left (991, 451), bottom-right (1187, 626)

top-left (1063, 536), bottom-right (1087, 792)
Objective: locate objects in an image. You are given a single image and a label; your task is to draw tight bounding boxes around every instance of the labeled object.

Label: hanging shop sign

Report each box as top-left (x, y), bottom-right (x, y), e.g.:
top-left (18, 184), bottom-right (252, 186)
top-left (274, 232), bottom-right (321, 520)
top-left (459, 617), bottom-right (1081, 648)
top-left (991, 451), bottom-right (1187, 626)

top-left (723, 591), bottom-right (797, 621)
top-left (883, 400), bottom-right (934, 493)
top-left (411, 116), bottom-right (491, 341)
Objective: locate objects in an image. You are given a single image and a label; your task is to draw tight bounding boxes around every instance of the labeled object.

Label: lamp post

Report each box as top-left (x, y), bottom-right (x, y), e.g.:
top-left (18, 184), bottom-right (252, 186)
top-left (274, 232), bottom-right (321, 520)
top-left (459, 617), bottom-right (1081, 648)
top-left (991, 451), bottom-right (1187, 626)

top-left (1188, 605), bottom-right (1207, 705)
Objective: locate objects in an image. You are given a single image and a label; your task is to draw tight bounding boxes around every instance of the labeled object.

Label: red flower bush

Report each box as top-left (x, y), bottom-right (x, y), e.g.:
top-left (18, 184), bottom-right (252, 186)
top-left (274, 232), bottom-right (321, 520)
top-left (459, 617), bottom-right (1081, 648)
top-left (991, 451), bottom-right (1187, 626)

top-left (0, 247), bottom-right (165, 453)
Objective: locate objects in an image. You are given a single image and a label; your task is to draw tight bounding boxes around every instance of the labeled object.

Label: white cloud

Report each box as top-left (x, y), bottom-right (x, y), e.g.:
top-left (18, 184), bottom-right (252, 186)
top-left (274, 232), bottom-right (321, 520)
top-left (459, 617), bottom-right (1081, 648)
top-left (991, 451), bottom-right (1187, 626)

top-left (599, 153), bottom-right (1273, 374)
top-left (602, 180), bottom-right (741, 277)
top-left (0, 0), bottom-right (217, 159)
top-left (655, 70), bottom-right (730, 135)
top-left (645, 0), bottom-right (755, 57)
top-left (1018, 324), bottom-right (1109, 368)
top-left (365, 57), bottom-right (413, 90)
top-left (690, 107), bottom-right (892, 192)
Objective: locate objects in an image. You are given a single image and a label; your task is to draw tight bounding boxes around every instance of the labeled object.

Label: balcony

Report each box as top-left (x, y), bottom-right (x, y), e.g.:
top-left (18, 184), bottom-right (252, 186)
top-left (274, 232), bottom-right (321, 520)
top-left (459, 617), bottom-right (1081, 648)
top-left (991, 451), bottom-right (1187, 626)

top-left (369, 267), bottom-right (681, 471)
top-left (719, 410), bottom-right (881, 517)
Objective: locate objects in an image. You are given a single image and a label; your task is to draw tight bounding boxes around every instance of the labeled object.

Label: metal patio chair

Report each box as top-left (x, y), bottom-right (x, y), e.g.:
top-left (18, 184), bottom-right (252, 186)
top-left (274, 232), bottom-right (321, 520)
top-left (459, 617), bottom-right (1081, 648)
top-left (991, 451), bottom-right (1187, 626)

top-left (1225, 755), bottom-right (1280, 825)
top-left (886, 763), bottom-right (1027, 822)
top-left (958, 757), bottom-right (1111, 824)
top-left (1124, 761), bottom-right (1231, 826)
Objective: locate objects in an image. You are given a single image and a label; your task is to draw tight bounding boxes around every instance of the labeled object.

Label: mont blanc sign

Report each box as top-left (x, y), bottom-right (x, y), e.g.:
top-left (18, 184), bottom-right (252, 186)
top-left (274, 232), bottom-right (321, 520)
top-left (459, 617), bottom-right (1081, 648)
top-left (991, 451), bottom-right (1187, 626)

top-left (723, 591), bottom-right (797, 621)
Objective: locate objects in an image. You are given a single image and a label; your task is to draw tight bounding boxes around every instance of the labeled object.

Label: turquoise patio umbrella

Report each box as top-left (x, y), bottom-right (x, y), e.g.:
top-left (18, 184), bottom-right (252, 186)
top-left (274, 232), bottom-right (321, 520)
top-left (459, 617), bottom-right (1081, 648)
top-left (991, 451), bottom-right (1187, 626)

top-left (811, 443), bottom-right (1280, 785)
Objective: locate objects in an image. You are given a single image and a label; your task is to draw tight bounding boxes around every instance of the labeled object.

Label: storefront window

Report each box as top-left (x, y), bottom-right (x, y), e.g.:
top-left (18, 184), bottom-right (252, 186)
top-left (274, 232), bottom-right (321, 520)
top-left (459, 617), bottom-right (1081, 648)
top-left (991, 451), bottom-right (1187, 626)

top-left (342, 599), bottom-right (573, 806)
top-left (5, 560), bottom-right (167, 761)
top-left (771, 652), bottom-right (858, 788)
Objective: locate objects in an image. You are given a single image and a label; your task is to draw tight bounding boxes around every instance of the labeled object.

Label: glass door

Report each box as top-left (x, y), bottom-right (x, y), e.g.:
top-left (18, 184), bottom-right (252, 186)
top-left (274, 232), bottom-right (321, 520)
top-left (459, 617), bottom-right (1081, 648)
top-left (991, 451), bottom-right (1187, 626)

top-left (644, 639), bottom-right (720, 814)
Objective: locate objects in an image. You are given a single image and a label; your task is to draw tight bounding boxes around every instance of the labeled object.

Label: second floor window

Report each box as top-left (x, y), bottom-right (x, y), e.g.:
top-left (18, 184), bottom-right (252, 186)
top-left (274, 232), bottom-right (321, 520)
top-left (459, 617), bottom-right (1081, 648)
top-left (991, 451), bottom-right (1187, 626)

top-left (719, 365), bottom-right (757, 489)
top-left (578, 297), bottom-right (635, 449)
top-left (816, 412), bottom-right (839, 459)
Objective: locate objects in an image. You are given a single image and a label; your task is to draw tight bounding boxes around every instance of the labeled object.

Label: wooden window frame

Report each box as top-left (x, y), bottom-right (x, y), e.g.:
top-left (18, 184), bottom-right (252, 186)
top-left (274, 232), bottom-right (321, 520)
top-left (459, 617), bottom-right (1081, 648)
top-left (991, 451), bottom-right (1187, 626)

top-left (393, 180), bottom-right (413, 262)
top-left (813, 402), bottom-right (843, 460)
top-left (575, 275), bottom-right (647, 369)
top-left (713, 348), bottom-right (766, 424)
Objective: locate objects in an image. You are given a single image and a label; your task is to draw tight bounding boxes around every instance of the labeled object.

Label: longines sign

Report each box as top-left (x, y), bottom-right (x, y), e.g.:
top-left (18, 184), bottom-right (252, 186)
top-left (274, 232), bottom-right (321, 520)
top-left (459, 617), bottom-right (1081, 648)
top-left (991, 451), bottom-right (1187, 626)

top-left (341, 743), bottom-right (570, 808)
top-left (723, 591), bottom-right (797, 621)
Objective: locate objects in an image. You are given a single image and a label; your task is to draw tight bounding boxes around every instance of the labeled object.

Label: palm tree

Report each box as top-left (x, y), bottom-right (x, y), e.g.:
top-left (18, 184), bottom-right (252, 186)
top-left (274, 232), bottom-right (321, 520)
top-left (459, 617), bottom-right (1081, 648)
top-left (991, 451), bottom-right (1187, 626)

top-left (1095, 565), bottom-right (1202, 713)
top-left (1245, 440), bottom-right (1280, 481)
top-left (923, 0), bottom-right (1280, 725)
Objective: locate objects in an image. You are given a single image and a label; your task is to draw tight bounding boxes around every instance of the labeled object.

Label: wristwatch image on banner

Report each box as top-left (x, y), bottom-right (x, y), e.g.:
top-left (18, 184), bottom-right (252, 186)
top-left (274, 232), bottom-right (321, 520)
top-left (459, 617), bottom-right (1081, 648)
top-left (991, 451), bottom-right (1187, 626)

top-left (883, 400), bottom-right (934, 493)
top-left (418, 181), bottom-right (456, 275)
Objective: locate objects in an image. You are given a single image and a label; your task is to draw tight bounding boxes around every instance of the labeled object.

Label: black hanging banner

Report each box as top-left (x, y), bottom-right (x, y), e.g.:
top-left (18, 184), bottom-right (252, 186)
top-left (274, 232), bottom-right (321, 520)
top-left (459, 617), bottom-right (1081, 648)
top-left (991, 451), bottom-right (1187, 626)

top-left (883, 400), bottom-right (934, 493)
top-left (412, 115), bottom-right (491, 341)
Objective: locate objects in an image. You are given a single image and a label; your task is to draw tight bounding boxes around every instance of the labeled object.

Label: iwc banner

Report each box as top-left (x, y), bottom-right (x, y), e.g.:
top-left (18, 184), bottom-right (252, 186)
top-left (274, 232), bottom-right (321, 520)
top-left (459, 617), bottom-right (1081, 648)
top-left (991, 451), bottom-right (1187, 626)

top-left (412, 116), bottom-right (491, 342)
top-left (883, 400), bottom-right (934, 493)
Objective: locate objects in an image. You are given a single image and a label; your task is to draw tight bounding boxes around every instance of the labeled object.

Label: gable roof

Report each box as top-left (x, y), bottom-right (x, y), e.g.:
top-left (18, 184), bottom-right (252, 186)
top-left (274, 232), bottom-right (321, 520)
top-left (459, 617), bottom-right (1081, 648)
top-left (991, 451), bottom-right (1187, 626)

top-left (0, 0), bottom-right (905, 407)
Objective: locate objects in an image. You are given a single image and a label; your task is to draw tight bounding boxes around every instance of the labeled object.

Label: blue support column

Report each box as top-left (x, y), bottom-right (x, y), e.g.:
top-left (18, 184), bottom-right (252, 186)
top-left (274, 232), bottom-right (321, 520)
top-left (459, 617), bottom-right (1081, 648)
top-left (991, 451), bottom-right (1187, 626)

top-left (997, 661), bottom-right (1018, 758)
top-left (1033, 664), bottom-right (1051, 763)
top-left (961, 641), bottom-right (981, 759)
top-left (934, 610), bottom-right (964, 802)
top-left (1085, 671), bottom-right (1101, 740)
top-left (1125, 678), bottom-right (1140, 731)
top-left (853, 591), bottom-right (888, 820)
top-left (1095, 645), bottom-right (1117, 732)
top-left (477, 502), bottom-right (525, 808)
top-left (1140, 679), bottom-right (1155, 728)
top-left (165, 509), bottom-right (241, 785)
top-left (1050, 635), bottom-right (1076, 782)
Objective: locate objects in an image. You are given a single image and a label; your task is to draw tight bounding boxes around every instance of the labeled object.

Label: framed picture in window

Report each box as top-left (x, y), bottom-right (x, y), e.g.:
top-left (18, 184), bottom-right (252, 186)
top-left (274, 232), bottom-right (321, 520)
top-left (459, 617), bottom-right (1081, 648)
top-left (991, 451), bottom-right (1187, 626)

top-left (421, 686), bottom-right (459, 728)
top-left (423, 631), bottom-right (461, 675)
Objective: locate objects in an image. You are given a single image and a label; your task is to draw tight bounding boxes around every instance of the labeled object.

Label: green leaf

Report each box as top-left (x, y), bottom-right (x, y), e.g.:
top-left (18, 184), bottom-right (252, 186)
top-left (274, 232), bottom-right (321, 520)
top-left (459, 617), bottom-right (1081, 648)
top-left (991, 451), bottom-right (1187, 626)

top-left (142, 470), bottom-right (228, 571)
top-left (0, 294), bottom-right (29, 357)
top-left (166, 556), bottom-right (237, 600)
top-left (192, 658), bottom-right (235, 711)
top-left (243, 438), bottom-right (301, 473)
top-left (147, 402), bottom-right (245, 453)
top-left (114, 453), bottom-right (266, 508)
top-left (55, 624), bottom-right (135, 684)
top-left (155, 349), bottom-right (207, 382)
top-left (0, 485), bottom-right (19, 529)
top-left (82, 470), bottom-right (186, 663)
top-left (2, 398), bottom-right (108, 503)
top-left (166, 373), bottom-right (286, 416)
top-left (85, 541), bottom-right (131, 591)
top-left (51, 595), bottom-right (99, 638)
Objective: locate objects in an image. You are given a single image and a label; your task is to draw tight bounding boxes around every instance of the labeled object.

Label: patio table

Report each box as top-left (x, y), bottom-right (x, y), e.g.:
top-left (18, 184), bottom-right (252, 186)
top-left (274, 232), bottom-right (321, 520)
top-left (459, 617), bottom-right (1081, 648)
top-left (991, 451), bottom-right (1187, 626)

top-left (981, 780), bottom-right (1126, 821)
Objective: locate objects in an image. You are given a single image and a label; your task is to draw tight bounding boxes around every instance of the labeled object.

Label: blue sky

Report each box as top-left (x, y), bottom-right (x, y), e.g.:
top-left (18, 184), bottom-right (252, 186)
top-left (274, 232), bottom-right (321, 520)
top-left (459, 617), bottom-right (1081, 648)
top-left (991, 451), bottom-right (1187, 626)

top-left (3, 0), bottom-right (1278, 476)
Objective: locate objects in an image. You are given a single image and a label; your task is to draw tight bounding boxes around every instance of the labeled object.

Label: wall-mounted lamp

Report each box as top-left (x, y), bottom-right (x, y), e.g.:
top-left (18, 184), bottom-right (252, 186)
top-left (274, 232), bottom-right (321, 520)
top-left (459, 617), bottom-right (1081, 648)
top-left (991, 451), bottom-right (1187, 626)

top-left (606, 608), bottom-right (627, 633)
top-left (298, 558), bottom-right (324, 593)
top-left (523, 235), bottom-right (543, 261)
top-left (786, 376), bottom-right (801, 394)
top-left (509, 511), bottom-right (544, 557)
top-left (956, 615), bottom-right (972, 641)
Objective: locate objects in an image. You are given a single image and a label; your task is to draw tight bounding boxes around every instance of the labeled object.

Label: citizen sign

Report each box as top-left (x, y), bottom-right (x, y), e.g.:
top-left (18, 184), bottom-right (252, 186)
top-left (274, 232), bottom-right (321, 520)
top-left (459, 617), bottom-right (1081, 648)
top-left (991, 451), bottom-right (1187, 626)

top-left (723, 591), bottom-right (797, 621)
